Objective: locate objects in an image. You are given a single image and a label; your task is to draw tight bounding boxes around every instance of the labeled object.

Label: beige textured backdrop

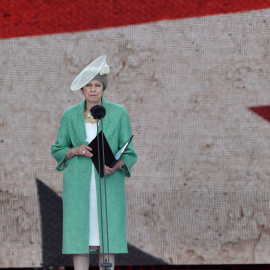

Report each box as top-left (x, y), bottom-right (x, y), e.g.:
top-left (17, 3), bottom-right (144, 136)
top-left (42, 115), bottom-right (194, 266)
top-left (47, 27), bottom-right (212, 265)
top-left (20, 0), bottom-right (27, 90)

top-left (1, 9), bottom-right (270, 267)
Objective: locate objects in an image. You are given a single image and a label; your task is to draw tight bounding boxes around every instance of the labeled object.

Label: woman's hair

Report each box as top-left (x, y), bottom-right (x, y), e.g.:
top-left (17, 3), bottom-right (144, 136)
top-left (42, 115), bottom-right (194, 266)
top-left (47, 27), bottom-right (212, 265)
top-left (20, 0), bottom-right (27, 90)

top-left (93, 74), bottom-right (108, 90)
top-left (80, 74), bottom-right (108, 91)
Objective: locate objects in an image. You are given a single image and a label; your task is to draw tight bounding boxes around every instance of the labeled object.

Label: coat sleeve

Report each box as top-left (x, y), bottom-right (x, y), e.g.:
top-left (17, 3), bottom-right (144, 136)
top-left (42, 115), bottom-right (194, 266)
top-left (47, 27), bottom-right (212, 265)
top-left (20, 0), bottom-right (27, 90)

top-left (118, 108), bottom-right (137, 178)
top-left (51, 112), bottom-right (72, 172)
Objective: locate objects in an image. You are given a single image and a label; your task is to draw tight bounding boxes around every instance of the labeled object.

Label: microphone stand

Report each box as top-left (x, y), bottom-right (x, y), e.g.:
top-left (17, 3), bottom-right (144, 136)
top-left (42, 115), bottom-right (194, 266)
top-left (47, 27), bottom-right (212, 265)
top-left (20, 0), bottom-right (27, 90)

top-left (91, 105), bottom-right (112, 270)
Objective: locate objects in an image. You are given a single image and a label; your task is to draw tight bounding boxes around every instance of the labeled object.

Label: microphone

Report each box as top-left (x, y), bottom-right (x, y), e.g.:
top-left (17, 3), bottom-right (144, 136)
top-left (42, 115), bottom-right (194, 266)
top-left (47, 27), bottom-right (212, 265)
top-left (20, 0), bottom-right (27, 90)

top-left (90, 104), bottom-right (111, 266)
top-left (90, 105), bottom-right (106, 119)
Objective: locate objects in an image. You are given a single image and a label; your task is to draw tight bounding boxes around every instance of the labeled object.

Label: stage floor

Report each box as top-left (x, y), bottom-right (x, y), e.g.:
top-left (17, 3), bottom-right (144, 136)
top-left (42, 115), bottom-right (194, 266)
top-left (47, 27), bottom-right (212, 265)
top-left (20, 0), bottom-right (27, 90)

top-left (2, 265), bottom-right (270, 270)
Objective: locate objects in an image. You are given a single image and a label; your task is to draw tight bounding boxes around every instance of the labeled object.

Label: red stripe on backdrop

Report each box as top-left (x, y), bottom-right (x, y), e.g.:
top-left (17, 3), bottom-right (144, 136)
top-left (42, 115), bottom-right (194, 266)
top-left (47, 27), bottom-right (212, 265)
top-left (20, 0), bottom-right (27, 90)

top-left (1, 0), bottom-right (270, 39)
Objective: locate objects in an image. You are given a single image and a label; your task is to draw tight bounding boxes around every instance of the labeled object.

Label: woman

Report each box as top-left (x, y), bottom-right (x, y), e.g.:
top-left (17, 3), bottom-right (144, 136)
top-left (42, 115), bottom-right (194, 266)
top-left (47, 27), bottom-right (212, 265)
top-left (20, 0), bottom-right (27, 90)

top-left (51, 55), bottom-right (137, 270)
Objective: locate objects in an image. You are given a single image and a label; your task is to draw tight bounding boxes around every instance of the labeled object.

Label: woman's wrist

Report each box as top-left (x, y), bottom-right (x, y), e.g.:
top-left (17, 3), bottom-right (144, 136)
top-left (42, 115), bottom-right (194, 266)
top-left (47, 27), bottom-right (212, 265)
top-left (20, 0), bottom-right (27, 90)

top-left (118, 160), bottom-right (125, 169)
top-left (65, 148), bottom-right (74, 161)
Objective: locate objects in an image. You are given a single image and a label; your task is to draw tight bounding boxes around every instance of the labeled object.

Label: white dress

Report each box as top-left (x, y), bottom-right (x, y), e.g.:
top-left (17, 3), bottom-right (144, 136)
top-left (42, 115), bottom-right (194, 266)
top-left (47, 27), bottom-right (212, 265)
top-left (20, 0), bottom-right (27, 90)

top-left (85, 123), bottom-right (100, 250)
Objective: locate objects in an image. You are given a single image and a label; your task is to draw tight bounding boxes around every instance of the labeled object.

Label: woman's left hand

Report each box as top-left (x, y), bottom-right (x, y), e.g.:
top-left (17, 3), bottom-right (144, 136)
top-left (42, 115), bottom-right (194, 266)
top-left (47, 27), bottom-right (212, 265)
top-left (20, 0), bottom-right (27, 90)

top-left (105, 160), bottom-right (125, 175)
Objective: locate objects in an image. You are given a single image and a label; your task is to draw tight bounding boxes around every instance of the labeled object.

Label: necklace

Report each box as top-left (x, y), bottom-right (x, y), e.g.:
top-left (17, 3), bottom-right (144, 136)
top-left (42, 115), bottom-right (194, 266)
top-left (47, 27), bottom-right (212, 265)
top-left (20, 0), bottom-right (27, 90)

top-left (84, 111), bottom-right (97, 124)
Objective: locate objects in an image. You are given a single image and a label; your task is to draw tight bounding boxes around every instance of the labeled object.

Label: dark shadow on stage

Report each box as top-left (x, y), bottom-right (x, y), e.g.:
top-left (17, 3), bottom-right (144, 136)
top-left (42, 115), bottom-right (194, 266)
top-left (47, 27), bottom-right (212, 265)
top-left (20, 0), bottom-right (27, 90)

top-left (36, 178), bottom-right (167, 268)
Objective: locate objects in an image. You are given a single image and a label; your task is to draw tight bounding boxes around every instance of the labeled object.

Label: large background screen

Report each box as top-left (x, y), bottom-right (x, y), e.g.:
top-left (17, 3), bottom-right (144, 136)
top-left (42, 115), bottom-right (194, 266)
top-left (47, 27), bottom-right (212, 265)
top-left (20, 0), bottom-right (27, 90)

top-left (1, 0), bottom-right (270, 267)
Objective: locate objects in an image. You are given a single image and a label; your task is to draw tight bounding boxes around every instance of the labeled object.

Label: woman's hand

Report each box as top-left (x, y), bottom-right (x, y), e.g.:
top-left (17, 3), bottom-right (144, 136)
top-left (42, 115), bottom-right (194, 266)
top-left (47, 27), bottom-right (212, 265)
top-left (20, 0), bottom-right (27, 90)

top-left (65, 145), bottom-right (92, 161)
top-left (105, 160), bottom-right (125, 175)
top-left (73, 145), bottom-right (93, 158)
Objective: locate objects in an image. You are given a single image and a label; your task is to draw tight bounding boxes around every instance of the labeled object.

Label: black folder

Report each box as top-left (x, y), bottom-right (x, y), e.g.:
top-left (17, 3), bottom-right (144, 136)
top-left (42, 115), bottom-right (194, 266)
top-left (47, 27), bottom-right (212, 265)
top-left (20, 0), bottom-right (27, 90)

top-left (89, 131), bottom-right (133, 177)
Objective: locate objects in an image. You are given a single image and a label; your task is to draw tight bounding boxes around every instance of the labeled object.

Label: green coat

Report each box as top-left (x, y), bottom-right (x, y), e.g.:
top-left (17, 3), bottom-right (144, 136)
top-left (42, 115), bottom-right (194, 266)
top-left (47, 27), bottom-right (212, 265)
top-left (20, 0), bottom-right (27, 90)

top-left (51, 98), bottom-right (137, 254)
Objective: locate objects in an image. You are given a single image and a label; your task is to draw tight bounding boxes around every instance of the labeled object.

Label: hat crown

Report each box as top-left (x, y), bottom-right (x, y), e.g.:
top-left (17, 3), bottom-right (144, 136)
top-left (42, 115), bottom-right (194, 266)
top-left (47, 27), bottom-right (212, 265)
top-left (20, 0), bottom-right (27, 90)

top-left (71, 55), bottom-right (109, 91)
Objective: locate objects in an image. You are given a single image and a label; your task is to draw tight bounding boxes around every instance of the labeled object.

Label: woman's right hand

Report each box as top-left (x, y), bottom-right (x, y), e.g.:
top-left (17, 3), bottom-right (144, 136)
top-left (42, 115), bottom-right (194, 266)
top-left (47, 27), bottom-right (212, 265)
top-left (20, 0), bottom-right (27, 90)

top-left (73, 145), bottom-right (93, 158)
top-left (65, 145), bottom-right (93, 161)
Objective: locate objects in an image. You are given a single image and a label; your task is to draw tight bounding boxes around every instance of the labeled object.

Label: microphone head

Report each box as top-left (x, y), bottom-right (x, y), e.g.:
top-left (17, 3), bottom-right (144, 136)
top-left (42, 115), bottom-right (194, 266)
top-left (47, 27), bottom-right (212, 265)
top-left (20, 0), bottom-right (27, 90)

top-left (90, 105), bottom-right (106, 119)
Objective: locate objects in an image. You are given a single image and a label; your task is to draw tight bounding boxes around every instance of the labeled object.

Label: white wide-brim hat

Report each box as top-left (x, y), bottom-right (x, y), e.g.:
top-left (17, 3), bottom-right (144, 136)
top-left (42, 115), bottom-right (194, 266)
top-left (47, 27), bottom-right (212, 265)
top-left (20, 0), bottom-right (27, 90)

top-left (71, 55), bottom-right (110, 91)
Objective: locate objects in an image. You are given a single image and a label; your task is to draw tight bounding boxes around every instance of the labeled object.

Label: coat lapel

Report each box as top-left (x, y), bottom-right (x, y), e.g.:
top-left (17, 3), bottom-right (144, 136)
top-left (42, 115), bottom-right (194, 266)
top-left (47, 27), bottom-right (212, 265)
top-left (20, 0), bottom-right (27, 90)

top-left (100, 98), bottom-right (111, 134)
top-left (77, 100), bottom-right (88, 144)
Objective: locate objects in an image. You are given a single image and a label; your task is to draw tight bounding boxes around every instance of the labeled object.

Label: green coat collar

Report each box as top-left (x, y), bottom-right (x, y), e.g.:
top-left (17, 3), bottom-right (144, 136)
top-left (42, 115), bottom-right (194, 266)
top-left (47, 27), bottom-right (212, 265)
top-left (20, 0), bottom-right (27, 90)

top-left (78, 98), bottom-right (112, 144)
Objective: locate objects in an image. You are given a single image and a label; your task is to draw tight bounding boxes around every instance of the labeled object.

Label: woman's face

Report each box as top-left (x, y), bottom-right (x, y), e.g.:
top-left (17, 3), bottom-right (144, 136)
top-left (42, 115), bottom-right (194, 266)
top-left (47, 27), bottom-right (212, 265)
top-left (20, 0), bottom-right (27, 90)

top-left (82, 79), bottom-right (104, 105)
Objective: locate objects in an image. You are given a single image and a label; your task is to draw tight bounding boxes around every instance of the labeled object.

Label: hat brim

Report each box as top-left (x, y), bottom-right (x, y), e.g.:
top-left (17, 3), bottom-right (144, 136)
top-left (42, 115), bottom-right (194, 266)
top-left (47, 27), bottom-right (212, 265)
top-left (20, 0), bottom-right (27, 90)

top-left (71, 55), bottom-right (107, 91)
